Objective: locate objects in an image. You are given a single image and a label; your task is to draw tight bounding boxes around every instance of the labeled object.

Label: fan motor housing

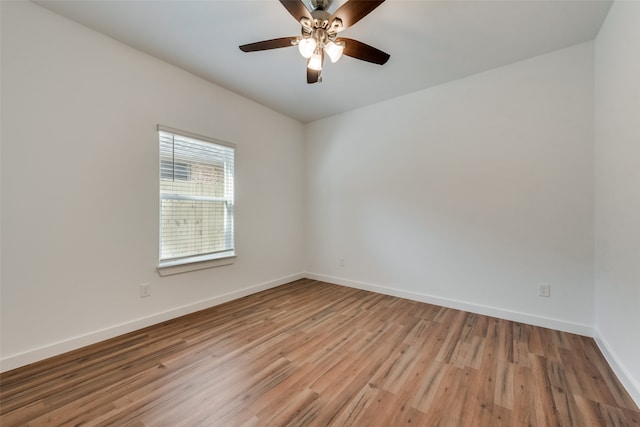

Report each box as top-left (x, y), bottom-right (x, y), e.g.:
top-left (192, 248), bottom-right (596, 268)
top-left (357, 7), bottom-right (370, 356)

top-left (310, 0), bottom-right (330, 11)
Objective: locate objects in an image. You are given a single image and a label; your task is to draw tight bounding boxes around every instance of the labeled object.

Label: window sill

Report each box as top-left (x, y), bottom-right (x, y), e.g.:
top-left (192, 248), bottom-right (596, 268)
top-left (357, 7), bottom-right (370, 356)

top-left (157, 253), bottom-right (236, 276)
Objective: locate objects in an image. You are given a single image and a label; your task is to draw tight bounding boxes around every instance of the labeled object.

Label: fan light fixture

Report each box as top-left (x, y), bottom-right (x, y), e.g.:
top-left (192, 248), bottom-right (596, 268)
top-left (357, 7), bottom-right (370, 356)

top-left (324, 40), bottom-right (345, 63)
top-left (292, 11), bottom-right (346, 72)
top-left (294, 27), bottom-right (343, 71)
top-left (307, 49), bottom-right (323, 70)
top-left (298, 37), bottom-right (317, 58)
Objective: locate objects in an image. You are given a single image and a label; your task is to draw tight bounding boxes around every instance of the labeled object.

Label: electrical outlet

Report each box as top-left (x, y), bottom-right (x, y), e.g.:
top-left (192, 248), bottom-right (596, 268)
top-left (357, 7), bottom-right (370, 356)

top-left (140, 283), bottom-right (151, 298)
top-left (339, 258), bottom-right (345, 267)
top-left (539, 283), bottom-right (551, 298)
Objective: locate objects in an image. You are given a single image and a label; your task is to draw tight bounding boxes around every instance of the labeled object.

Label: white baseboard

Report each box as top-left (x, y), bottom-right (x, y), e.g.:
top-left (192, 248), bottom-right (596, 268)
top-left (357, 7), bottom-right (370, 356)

top-left (305, 272), bottom-right (594, 337)
top-left (0, 272), bottom-right (305, 373)
top-left (594, 329), bottom-right (640, 408)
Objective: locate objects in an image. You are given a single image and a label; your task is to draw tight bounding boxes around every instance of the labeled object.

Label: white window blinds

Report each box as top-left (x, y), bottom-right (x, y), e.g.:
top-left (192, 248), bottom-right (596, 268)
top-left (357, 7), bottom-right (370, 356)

top-left (158, 126), bottom-right (235, 265)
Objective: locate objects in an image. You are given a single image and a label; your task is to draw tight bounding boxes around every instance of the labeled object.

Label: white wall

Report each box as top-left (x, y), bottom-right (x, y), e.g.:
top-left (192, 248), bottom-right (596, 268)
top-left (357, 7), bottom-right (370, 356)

top-left (0, 1), bottom-right (305, 371)
top-left (594, 0), bottom-right (640, 405)
top-left (305, 43), bottom-right (595, 334)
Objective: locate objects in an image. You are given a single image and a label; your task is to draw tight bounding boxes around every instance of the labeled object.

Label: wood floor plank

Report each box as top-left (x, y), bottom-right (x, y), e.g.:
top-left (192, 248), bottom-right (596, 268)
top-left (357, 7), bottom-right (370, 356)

top-left (374, 343), bottom-right (422, 394)
top-left (408, 359), bottom-right (447, 414)
top-left (462, 346), bottom-right (496, 426)
top-left (513, 364), bottom-right (539, 426)
top-left (494, 359), bottom-right (515, 410)
top-left (324, 382), bottom-right (379, 427)
top-left (491, 404), bottom-right (515, 427)
top-left (1, 279), bottom-right (638, 426)
top-left (530, 354), bottom-right (562, 426)
top-left (553, 387), bottom-right (585, 427)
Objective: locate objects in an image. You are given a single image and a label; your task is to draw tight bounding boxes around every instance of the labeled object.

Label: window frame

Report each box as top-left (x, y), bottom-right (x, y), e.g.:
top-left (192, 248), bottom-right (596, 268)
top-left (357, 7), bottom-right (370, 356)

top-left (156, 125), bottom-right (236, 276)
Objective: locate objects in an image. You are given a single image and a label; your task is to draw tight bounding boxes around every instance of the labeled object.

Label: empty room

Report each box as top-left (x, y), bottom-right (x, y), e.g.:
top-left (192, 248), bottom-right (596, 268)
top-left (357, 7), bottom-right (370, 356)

top-left (1, 0), bottom-right (639, 425)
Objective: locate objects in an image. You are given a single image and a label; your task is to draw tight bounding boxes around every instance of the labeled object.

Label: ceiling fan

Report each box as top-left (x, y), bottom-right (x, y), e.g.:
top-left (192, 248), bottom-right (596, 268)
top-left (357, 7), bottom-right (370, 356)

top-left (239, 0), bottom-right (390, 84)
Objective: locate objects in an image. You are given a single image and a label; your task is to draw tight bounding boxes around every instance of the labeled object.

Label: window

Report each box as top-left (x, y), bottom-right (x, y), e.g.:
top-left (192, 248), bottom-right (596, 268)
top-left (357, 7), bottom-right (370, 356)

top-left (158, 125), bottom-right (235, 275)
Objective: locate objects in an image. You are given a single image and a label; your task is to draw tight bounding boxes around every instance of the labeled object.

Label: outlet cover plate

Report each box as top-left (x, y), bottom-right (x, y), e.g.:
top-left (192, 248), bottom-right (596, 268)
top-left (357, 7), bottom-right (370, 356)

top-left (539, 283), bottom-right (551, 298)
top-left (140, 283), bottom-right (151, 298)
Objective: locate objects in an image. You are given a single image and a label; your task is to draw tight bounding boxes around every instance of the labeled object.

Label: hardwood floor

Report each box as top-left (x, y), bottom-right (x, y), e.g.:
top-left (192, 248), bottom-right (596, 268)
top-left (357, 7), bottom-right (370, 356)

top-left (1, 279), bottom-right (639, 426)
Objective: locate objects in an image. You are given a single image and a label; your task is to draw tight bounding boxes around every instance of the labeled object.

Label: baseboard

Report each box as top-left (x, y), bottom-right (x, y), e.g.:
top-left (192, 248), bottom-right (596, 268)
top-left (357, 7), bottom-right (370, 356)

top-left (0, 272), bottom-right (305, 373)
top-left (594, 329), bottom-right (640, 408)
top-left (305, 272), bottom-right (594, 337)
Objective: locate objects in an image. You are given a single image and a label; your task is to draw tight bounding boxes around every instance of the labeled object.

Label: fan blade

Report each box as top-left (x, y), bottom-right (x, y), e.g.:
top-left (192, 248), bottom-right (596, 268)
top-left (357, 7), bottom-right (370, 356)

top-left (331, 0), bottom-right (385, 31)
top-left (307, 67), bottom-right (321, 84)
top-left (239, 37), bottom-right (297, 52)
top-left (340, 38), bottom-right (390, 65)
top-left (279, 0), bottom-right (312, 22)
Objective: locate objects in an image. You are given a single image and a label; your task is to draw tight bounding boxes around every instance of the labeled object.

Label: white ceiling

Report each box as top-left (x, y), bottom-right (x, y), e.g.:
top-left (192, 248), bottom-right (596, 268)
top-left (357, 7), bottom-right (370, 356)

top-left (35, 0), bottom-right (612, 123)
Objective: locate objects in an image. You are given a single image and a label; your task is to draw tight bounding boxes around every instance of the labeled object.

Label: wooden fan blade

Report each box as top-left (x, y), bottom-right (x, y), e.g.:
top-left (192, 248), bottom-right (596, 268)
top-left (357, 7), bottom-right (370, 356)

top-left (307, 67), bottom-right (320, 84)
top-left (279, 0), bottom-right (312, 22)
top-left (340, 38), bottom-right (390, 65)
top-left (239, 37), bottom-right (297, 52)
top-left (331, 0), bottom-right (385, 31)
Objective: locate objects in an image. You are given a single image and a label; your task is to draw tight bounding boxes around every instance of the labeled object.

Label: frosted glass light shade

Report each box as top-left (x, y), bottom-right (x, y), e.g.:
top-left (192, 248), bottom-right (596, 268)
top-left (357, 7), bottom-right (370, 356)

top-left (307, 52), bottom-right (323, 71)
top-left (298, 37), bottom-right (317, 59)
top-left (325, 40), bottom-right (345, 63)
